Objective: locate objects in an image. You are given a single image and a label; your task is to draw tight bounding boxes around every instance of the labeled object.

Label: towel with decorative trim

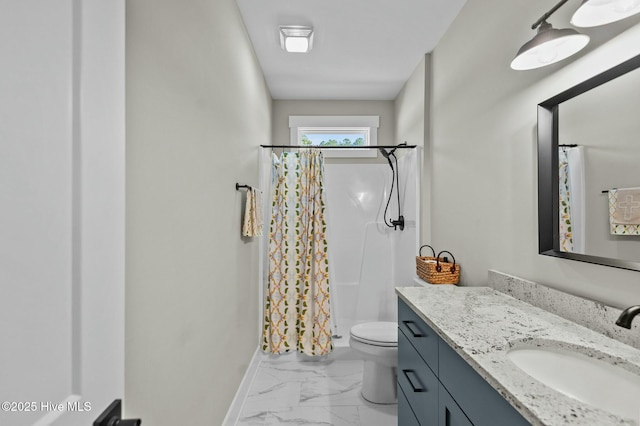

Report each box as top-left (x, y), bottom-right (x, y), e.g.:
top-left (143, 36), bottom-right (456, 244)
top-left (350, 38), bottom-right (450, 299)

top-left (242, 188), bottom-right (263, 237)
top-left (609, 187), bottom-right (640, 235)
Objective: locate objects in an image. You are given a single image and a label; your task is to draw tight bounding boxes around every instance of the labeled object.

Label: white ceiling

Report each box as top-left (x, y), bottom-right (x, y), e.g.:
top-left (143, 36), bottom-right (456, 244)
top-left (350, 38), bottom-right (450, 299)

top-left (235, 0), bottom-right (467, 100)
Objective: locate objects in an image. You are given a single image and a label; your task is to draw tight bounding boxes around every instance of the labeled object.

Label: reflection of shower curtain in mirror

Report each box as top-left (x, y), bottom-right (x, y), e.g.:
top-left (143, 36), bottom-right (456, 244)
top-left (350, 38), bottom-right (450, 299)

top-left (559, 147), bottom-right (585, 253)
top-left (262, 149), bottom-right (332, 356)
top-left (559, 150), bottom-right (573, 252)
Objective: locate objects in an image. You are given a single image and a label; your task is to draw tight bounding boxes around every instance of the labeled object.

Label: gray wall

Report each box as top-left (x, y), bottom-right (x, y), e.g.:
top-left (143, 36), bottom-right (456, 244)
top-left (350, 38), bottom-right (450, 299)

top-left (125, 0), bottom-right (272, 424)
top-left (394, 56), bottom-right (427, 150)
top-left (429, 0), bottom-right (640, 307)
top-left (395, 55), bottom-right (431, 242)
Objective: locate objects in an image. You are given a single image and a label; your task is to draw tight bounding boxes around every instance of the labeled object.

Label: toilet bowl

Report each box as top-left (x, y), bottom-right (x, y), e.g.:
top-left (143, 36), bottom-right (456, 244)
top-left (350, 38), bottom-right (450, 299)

top-left (349, 321), bottom-right (398, 404)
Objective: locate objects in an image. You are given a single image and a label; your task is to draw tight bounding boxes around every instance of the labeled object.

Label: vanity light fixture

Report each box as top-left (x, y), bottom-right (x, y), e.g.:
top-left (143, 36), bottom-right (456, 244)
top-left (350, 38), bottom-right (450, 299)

top-left (511, 0), bottom-right (590, 70)
top-left (572, 0), bottom-right (640, 27)
top-left (279, 26), bottom-right (314, 53)
top-left (511, 22), bottom-right (590, 70)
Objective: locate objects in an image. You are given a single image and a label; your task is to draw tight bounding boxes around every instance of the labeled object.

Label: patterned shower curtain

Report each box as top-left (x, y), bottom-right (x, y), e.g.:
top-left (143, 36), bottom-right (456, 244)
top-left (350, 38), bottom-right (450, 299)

top-left (559, 148), bottom-right (573, 252)
top-left (262, 149), bottom-right (332, 356)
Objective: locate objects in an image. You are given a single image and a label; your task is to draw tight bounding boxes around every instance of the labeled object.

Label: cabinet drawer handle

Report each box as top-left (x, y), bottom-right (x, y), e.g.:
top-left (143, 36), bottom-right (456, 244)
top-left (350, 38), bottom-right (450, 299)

top-left (402, 320), bottom-right (424, 337)
top-left (402, 369), bottom-right (425, 392)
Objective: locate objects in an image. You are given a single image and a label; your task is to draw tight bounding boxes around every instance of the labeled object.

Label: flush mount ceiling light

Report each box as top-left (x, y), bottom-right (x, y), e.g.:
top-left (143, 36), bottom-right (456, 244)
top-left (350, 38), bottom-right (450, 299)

top-left (511, 0), bottom-right (590, 70)
top-left (279, 26), bottom-right (314, 53)
top-left (572, 0), bottom-right (640, 27)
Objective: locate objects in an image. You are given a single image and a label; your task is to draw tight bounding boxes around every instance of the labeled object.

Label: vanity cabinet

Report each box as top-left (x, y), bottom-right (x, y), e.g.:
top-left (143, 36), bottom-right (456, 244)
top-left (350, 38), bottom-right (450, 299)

top-left (397, 299), bottom-right (529, 426)
top-left (438, 382), bottom-right (472, 426)
top-left (398, 331), bottom-right (438, 424)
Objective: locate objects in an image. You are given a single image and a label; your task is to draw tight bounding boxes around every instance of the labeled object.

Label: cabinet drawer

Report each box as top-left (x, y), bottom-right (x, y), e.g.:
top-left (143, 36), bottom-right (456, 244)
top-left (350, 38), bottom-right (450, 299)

top-left (398, 299), bottom-right (439, 374)
top-left (398, 385), bottom-right (421, 426)
top-left (439, 341), bottom-right (529, 426)
top-left (398, 329), bottom-right (439, 425)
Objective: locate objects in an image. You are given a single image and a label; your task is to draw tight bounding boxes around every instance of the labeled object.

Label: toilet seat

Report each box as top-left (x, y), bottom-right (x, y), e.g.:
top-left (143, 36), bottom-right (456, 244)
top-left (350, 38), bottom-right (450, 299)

top-left (350, 322), bottom-right (397, 347)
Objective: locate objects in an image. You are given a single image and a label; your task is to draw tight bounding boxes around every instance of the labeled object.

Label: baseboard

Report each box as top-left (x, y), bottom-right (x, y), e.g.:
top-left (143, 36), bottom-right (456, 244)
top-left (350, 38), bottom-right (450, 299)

top-left (222, 346), bottom-right (262, 426)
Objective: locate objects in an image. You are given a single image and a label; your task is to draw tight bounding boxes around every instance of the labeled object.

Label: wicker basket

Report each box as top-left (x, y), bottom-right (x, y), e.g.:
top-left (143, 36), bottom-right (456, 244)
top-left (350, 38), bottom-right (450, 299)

top-left (416, 246), bottom-right (460, 285)
top-left (416, 245), bottom-right (436, 278)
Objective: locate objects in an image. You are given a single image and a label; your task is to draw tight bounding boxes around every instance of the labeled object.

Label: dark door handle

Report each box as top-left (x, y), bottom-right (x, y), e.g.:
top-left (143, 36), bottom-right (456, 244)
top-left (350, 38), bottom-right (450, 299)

top-left (94, 399), bottom-right (141, 426)
top-left (402, 369), bottom-right (425, 392)
top-left (114, 420), bottom-right (141, 426)
top-left (402, 320), bottom-right (424, 337)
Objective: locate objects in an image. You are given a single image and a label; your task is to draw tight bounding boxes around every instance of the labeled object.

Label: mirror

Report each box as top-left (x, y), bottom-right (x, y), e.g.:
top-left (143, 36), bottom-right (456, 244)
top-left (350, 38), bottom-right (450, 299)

top-left (538, 53), bottom-right (640, 271)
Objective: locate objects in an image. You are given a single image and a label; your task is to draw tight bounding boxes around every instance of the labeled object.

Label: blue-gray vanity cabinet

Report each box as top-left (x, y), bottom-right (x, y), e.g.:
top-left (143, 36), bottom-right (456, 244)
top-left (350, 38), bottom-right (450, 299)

top-left (438, 341), bottom-right (529, 426)
top-left (398, 330), bottom-right (439, 425)
top-left (398, 297), bottom-right (439, 374)
top-left (438, 383), bottom-right (472, 426)
top-left (398, 385), bottom-right (422, 426)
top-left (397, 299), bottom-right (529, 426)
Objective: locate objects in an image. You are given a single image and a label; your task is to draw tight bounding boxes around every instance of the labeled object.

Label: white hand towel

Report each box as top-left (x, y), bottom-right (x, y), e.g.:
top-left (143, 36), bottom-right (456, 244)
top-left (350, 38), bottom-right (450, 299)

top-left (253, 188), bottom-right (263, 233)
top-left (609, 187), bottom-right (640, 235)
top-left (242, 188), bottom-right (263, 237)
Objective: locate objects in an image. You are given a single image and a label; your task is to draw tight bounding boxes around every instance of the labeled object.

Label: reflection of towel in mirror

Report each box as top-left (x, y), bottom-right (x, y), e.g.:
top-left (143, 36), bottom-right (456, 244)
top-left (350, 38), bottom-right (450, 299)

top-left (609, 187), bottom-right (640, 235)
top-left (242, 188), bottom-right (263, 237)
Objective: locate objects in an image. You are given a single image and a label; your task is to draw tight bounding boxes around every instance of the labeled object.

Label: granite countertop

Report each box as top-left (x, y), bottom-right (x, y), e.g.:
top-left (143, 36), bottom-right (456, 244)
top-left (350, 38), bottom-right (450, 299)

top-left (396, 285), bottom-right (640, 426)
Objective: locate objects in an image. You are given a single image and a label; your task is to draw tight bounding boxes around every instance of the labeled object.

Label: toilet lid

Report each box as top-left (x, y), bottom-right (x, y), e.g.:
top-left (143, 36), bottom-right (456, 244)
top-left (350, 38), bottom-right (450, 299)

top-left (350, 322), bottom-right (397, 347)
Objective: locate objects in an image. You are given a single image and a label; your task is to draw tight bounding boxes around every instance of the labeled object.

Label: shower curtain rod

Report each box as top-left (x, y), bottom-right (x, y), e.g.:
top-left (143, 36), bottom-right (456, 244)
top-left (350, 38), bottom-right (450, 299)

top-left (260, 144), bottom-right (417, 149)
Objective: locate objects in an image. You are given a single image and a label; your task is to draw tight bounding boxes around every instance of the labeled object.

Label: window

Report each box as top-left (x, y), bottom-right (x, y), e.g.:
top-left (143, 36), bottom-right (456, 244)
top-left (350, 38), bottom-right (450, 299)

top-left (298, 128), bottom-right (369, 147)
top-left (289, 116), bottom-right (379, 158)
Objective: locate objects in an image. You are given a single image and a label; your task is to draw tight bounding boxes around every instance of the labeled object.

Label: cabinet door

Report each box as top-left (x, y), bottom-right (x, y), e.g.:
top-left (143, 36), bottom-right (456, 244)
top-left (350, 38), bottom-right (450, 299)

top-left (398, 385), bottom-right (421, 426)
top-left (439, 341), bottom-right (529, 426)
top-left (439, 383), bottom-right (472, 426)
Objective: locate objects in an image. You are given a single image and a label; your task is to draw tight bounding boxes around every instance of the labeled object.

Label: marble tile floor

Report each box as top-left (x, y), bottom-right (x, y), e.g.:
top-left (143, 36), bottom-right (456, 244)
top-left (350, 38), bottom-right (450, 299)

top-left (235, 349), bottom-right (397, 425)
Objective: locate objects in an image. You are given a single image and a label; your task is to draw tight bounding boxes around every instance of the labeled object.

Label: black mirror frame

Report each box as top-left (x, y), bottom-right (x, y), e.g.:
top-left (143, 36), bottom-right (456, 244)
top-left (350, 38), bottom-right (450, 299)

top-left (537, 53), bottom-right (640, 272)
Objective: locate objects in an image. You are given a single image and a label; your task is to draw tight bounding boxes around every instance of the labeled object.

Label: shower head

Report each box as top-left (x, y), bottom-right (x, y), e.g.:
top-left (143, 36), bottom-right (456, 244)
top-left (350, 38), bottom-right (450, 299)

top-left (379, 148), bottom-right (394, 169)
top-left (379, 143), bottom-right (406, 160)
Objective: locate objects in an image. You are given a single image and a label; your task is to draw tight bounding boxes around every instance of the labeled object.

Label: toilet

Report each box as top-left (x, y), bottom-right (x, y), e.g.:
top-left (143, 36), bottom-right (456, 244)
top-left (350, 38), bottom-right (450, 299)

top-left (349, 321), bottom-right (398, 404)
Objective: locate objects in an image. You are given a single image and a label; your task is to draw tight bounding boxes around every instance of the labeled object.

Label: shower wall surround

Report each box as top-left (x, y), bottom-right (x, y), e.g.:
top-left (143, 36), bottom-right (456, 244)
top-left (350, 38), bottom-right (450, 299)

top-left (323, 151), bottom-right (419, 343)
top-left (489, 270), bottom-right (640, 350)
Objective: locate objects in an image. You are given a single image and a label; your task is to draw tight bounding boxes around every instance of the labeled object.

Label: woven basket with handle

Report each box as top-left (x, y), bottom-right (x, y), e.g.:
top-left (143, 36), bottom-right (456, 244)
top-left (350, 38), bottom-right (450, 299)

top-left (416, 245), bottom-right (460, 285)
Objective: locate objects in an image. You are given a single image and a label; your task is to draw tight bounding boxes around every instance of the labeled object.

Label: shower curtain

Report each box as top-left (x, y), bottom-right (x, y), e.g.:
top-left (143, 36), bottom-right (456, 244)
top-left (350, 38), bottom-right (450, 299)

top-left (559, 149), bottom-right (574, 252)
top-left (559, 147), bottom-right (585, 253)
top-left (262, 149), bottom-right (332, 356)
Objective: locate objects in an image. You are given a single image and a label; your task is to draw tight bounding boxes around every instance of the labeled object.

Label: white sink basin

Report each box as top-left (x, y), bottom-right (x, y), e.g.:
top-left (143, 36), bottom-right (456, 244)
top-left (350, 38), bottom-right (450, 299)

top-left (507, 342), bottom-right (640, 420)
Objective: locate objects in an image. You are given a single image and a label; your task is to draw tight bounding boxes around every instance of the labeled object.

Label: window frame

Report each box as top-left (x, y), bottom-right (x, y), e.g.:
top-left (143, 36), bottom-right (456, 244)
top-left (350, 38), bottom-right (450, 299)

top-left (289, 115), bottom-right (379, 158)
